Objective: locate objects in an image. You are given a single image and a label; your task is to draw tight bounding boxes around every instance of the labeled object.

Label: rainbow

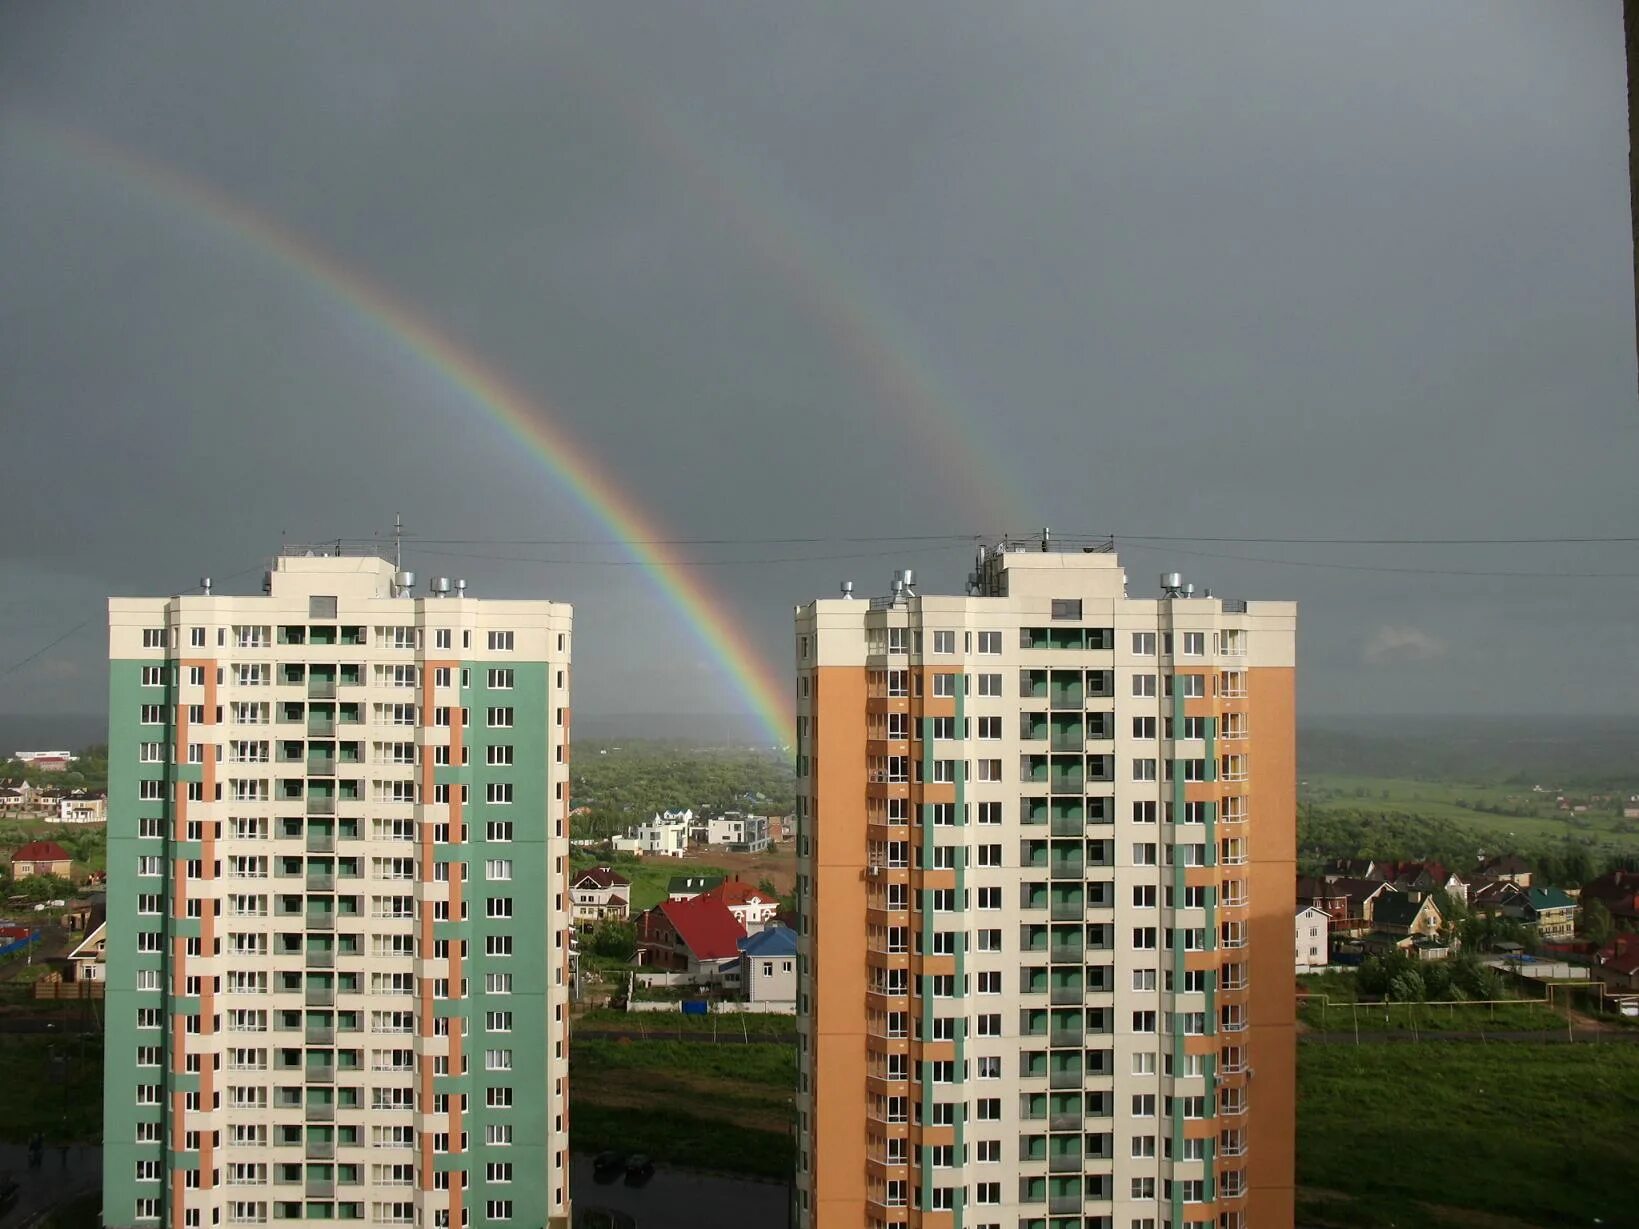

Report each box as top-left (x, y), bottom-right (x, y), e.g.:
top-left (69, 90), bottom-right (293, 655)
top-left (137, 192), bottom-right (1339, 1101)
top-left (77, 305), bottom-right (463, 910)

top-left (7, 117), bottom-right (794, 746)
top-left (580, 49), bottom-right (1039, 533)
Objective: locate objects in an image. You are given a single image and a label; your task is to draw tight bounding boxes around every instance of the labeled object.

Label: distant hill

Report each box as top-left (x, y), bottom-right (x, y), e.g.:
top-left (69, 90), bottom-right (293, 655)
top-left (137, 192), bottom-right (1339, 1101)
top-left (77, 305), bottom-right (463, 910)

top-left (0, 713), bottom-right (106, 754)
top-left (1300, 715), bottom-right (1638, 786)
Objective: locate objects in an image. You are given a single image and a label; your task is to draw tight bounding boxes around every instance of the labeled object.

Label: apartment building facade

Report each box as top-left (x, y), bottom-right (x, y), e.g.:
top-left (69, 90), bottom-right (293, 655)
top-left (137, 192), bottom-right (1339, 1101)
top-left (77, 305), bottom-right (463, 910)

top-left (103, 551), bottom-right (573, 1229)
top-left (793, 546), bottom-right (1295, 1229)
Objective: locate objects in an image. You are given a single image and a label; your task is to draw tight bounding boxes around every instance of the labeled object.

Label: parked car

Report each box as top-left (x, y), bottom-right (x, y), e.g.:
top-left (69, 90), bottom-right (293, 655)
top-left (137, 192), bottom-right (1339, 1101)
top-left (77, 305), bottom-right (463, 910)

top-left (624, 1154), bottom-right (653, 1178)
top-left (592, 1150), bottom-right (623, 1173)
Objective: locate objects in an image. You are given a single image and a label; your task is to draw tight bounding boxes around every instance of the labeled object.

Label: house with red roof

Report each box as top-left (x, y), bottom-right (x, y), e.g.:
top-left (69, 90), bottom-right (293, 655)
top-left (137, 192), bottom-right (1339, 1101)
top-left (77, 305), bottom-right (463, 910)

top-left (569, 866), bottom-right (631, 927)
top-left (701, 876), bottom-right (781, 928)
top-left (10, 840), bottom-right (72, 880)
top-left (636, 895), bottom-right (747, 981)
top-left (1579, 870), bottom-right (1639, 928)
top-left (1594, 934), bottom-right (1639, 991)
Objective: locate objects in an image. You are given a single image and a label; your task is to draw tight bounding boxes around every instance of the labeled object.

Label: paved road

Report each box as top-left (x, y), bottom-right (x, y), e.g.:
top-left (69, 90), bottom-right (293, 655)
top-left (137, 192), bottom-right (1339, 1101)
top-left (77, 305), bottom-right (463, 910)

top-left (0, 1144), bottom-right (99, 1229)
top-left (569, 1153), bottom-right (788, 1229)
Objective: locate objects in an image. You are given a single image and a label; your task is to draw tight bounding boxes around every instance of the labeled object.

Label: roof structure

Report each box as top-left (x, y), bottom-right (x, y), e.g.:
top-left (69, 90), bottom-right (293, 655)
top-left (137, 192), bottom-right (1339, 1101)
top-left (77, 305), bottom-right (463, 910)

top-left (738, 925), bottom-right (798, 959)
top-left (1524, 886), bottom-right (1576, 911)
top-left (1374, 892), bottom-right (1437, 928)
top-left (573, 866), bottom-right (630, 889)
top-left (657, 896), bottom-right (745, 961)
top-left (666, 875), bottom-right (723, 897)
top-left (1598, 934), bottom-right (1639, 977)
top-left (704, 879), bottom-right (778, 909)
top-left (11, 840), bottom-right (70, 864)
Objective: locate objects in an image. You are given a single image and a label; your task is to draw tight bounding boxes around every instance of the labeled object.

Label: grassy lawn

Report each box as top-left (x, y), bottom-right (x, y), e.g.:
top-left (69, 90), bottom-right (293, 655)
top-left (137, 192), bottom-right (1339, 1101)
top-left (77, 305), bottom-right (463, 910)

top-left (570, 1038), bottom-right (794, 1178)
top-left (0, 1035), bottom-right (103, 1144)
top-left (1298, 970), bottom-right (1567, 1033)
top-left (575, 1008), bottom-right (795, 1037)
top-left (1298, 1041), bottom-right (1637, 1226)
top-left (1301, 773), bottom-right (1639, 853)
top-left (570, 854), bottom-right (735, 913)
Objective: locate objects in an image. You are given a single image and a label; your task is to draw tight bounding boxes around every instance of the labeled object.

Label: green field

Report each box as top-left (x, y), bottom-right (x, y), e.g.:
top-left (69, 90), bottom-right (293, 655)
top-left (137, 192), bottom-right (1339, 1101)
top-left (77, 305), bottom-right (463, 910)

top-left (575, 1008), bottom-right (796, 1037)
top-left (1298, 1041), bottom-right (1636, 1227)
top-left (569, 852), bottom-right (734, 913)
top-left (1301, 773), bottom-right (1639, 854)
top-left (0, 1035), bottom-right (103, 1144)
top-left (569, 1038), bottom-right (794, 1178)
top-left (1298, 969), bottom-right (1569, 1034)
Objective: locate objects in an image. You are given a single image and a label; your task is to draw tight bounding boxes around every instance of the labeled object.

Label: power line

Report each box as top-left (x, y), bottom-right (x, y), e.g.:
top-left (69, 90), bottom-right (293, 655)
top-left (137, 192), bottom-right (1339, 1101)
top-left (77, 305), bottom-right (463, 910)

top-left (341, 530), bottom-right (1639, 548)
top-left (406, 544), bottom-right (972, 567)
top-left (0, 621), bottom-right (94, 679)
top-left (1115, 541), bottom-right (1639, 579)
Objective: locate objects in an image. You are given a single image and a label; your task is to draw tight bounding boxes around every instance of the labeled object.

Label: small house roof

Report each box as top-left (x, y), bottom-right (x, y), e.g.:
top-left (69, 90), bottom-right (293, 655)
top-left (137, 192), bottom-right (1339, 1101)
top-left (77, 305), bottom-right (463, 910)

top-left (11, 840), bottom-right (70, 864)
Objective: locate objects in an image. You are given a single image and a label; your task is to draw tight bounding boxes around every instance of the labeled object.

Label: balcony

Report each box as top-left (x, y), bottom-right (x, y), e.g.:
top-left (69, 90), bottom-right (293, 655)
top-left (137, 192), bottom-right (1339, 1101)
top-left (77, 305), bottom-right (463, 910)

top-left (307, 715), bottom-right (336, 738)
top-left (1048, 1112), bottom-right (1080, 1131)
top-left (307, 872), bottom-right (336, 892)
top-left (1048, 1027), bottom-right (1083, 1048)
top-left (1049, 1067), bottom-right (1082, 1089)
top-left (1048, 943), bottom-right (1083, 964)
top-left (1048, 860), bottom-right (1084, 881)
top-left (1220, 1008), bottom-right (1249, 1034)
top-left (1049, 899), bottom-right (1082, 922)
top-left (1220, 1092), bottom-right (1249, 1117)
top-left (306, 797), bottom-right (335, 817)
top-left (1048, 690), bottom-right (1083, 711)
top-left (1048, 1153), bottom-right (1081, 1173)
top-left (305, 1026), bottom-right (335, 1046)
top-left (306, 986), bottom-right (335, 1007)
top-left (1049, 1195), bottom-right (1081, 1215)
top-left (1049, 985), bottom-right (1082, 1007)
top-left (306, 1179), bottom-right (336, 1199)
top-left (305, 949), bottom-right (334, 970)
top-left (306, 913), bottom-right (335, 931)
top-left (1049, 771), bottom-right (1083, 795)
top-left (305, 1140), bottom-right (335, 1160)
top-left (306, 831), bottom-right (335, 854)
top-left (305, 1101), bottom-right (334, 1122)
top-left (306, 1064), bottom-right (335, 1085)
top-left (306, 758), bottom-right (336, 778)
top-left (1050, 815), bottom-right (1083, 837)
top-left (308, 679), bottom-right (337, 700)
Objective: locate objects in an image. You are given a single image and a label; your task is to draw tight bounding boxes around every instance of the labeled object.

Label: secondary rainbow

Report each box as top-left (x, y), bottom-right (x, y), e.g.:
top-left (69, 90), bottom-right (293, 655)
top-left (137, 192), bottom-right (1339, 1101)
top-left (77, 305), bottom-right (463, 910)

top-left (10, 117), bottom-right (793, 746)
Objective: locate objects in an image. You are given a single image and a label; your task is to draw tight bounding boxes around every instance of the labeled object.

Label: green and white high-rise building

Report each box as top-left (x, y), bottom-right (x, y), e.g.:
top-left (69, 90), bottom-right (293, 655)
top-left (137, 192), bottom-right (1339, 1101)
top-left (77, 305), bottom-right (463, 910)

top-left (103, 549), bottom-right (573, 1229)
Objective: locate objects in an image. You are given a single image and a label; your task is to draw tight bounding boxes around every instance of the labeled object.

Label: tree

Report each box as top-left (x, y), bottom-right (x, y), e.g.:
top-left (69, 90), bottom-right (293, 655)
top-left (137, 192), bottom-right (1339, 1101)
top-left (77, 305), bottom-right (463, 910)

top-left (588, 920), bottom-right (637, 962)
top-left (1581, 897), bottom-right (1614, 947)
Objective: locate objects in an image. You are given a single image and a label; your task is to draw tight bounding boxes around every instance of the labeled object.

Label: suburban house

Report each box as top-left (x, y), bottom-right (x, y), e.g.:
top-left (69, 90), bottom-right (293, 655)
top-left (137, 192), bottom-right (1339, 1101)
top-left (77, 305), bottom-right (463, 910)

top-left (68, 912), bottom-right (107, 983)
top-left (1324, 878), bottom-right (1400, 937)
top-left (691, 812), bottom-right (772, 854)
top-left (1475, 854), bottom-right (1533, 887)
top-left (1578, 870), bottom-right (1639, 928)
top-left (636, 895), bottom-right (746, 981)
top-left (54, 792), bottom-right (107, 825)
top-left (611, 813), bottom-right (689, 858)
top-left (1370, 891), bottom-right (1444, 939)
top-left (569, 866), bottom-right (631, 927)
top-left (1295, 906), bottom-right (1330, 973)
top-left (731, 924), bottom-right (797, 1008)
top-left (10, 840), bottom-right (72, 880)
top-left (1378, 860), bottom-right (1468, 905)
top-left (1594, 934), bottom-right (1639, 991)
top-left (702, 877), bottom-right (782, 928)
top-left (666, 875), bottom-right (722, 902)
top-left (1468, 878), bottom-right (1528, 916)
top-left (1505, 886), bottom-right (1578, 939)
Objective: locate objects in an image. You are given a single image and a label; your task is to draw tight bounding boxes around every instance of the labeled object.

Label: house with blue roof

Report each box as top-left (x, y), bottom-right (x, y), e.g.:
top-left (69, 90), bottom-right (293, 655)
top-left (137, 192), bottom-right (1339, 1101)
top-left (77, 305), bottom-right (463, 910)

top-left (731, 924), bottom-right (797, 1010)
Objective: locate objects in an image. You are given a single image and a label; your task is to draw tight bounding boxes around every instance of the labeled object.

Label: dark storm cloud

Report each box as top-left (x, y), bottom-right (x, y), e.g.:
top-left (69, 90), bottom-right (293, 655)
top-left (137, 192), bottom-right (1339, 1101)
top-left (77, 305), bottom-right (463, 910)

top-left (1, 1), bottom-right (1634, 722)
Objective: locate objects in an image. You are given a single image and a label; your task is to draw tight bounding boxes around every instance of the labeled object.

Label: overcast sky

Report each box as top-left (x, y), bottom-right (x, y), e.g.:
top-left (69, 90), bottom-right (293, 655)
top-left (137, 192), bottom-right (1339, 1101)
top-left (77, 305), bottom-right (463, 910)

top-left (2, 1), bottom-right (1636, 729)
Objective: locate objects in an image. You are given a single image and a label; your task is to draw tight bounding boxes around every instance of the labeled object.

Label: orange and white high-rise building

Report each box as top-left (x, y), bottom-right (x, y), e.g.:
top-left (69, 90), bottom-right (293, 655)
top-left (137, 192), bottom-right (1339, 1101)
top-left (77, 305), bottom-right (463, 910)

top-left (792, 543), bottom-right (1295, 1229)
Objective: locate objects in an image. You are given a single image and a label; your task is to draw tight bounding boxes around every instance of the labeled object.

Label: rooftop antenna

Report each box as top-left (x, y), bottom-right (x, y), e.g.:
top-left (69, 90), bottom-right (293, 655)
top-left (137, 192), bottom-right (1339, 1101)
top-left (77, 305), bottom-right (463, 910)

top-left (1040, 526), bottom-right (1051, 552)
top-left (393, 513), bottom-right (403, 573)
top-left (840, 581), bottom-right (854, 599)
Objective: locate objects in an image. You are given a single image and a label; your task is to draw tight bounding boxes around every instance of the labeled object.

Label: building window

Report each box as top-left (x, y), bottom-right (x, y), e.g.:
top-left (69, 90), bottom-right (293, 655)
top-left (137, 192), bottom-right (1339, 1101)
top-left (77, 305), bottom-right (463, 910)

top-left (487, 707), bottom-right (514, 728)
top-left (487, 631), bottom-right (515, 652)
top-left (976, 631), bottom-right (1001, 654)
